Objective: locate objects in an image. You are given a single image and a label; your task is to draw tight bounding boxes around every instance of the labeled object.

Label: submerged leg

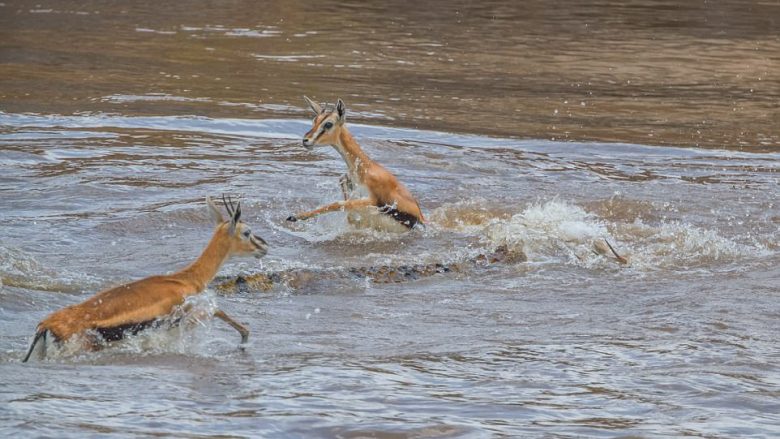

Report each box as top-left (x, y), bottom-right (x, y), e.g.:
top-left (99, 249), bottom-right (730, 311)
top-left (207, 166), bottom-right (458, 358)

top-left (213, 310), bottom-right (249, 344)
top-left (593, 238), bottom-right (629, 264)
top-left (340, 175), bottom-right (364, 226)
top-left (339, 174), bottom-right (353, 201)
top-left (80, 332), bottom-right (103, 352)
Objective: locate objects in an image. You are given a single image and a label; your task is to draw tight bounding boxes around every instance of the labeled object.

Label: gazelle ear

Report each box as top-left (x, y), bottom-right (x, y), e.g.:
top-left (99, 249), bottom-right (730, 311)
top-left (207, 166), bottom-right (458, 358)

top-left (303, 95), bottom-right (323, 115)
top-left (336, 98), bottom-right (346, 123)
top-left (229, 202), bottom-right (242, 234)
top-left (206, 196), bottom-right (225, 225)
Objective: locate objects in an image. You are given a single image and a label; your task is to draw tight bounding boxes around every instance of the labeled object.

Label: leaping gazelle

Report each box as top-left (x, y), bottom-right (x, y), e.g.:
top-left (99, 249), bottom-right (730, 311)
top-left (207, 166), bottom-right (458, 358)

top-left (23, 196), bottom-right (268, 362)
top-left (287, 96), bottom-right (425, 232)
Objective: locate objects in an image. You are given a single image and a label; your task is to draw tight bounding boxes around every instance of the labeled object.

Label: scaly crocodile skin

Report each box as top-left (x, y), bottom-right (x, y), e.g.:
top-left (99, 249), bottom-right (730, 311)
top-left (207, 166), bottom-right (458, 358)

top-left (212, 245), bottom-right (526, 295)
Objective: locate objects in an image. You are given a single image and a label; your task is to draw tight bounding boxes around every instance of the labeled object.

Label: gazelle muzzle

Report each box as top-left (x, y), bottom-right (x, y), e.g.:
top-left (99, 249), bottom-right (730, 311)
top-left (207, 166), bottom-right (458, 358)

top-left (250, 234), bottom-right (269, 258)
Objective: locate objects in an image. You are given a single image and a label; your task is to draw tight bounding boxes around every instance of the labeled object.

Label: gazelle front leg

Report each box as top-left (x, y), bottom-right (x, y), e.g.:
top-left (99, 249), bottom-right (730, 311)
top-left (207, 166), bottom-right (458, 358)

top-left (339, 174), bottom-right (354, 201)
top-left (287, 198), bottom-right (374, 222)
top-left (339, 174), bottom-right (362, 226)
top-left (213, 309), bottom-right (249, 344)
top-left (181, 304), bottom-right (250, 344)
top-left (79, 331), bottom-right (103, 352)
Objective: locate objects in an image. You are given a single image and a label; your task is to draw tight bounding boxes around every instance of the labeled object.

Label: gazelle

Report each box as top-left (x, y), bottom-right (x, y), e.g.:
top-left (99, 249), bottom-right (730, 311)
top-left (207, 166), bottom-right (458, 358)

top-left (22, 196), bottom-right (267, 362)
top-left (287, 96), bottom-right (425, 232)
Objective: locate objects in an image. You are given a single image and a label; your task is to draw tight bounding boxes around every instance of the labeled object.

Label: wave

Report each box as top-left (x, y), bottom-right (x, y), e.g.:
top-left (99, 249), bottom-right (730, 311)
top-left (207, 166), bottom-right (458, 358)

top-left (0, 246), bottom-right (100, 293)
top-left (475, 198), bottom-right (772, 271)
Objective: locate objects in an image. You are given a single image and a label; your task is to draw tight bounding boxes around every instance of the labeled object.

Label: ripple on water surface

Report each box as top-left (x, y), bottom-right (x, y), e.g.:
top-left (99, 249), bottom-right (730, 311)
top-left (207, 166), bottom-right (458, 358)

top-left (0, 113), bottom-right (778, 438)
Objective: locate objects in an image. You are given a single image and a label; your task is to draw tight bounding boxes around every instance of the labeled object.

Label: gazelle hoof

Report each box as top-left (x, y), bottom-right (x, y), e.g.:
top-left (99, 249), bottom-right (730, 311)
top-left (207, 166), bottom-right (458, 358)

top-left (286, 215), bottom-right (298, 222)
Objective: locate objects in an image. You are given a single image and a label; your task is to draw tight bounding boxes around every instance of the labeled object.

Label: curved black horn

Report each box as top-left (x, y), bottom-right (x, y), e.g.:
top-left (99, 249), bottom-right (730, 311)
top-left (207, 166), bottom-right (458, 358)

top-left (233, 201), bottom-right (242, 223)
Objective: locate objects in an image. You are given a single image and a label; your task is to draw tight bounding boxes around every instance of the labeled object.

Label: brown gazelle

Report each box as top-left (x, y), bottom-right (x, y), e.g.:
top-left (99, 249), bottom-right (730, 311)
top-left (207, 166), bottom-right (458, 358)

top-left (22, 196), bottom-right (267, 362)
top-left (287, 96), bottom-right (425, 232)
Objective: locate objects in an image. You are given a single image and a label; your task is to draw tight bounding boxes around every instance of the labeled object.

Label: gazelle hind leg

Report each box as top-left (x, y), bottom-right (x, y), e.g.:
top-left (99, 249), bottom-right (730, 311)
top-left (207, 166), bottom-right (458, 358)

top-left (339, 174), bottom-right (363, 226)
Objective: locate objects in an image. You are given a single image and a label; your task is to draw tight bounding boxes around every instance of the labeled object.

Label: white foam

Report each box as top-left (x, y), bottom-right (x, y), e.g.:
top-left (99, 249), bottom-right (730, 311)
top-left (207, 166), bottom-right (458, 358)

top-left (615, 219), bottom-right (771, 270)
top-left (483, 199), bottom-right (608, 263)
top-left (481, 198), bottom-right (771, 271)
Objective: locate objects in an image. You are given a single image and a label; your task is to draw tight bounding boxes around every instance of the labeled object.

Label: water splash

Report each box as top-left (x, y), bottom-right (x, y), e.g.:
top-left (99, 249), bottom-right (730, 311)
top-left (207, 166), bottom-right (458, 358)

top-left (614, 220), bottom-right (772, 271)
top-left (29, 292), bottom-right (230, 363)
top-left (482, 199), bottom-right (611, 265)
top-left (480, 198), bottom-right (771, 271)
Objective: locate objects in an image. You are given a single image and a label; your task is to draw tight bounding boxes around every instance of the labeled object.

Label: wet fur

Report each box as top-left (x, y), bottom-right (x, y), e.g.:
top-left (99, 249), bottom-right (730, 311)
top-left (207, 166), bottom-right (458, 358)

top-left (293, 98), bottom-right (425, 230)
top-left (22, 198), bottom-right (265, 362)
top-left (36, 275), bottom-right (198, 344)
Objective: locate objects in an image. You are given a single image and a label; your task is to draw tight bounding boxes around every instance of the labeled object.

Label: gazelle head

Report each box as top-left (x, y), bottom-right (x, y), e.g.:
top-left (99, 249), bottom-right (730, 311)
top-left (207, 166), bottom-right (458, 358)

top-left (206, 195), bottom-right (268, 259)
top-left (302, 96), bottom-right (346, 149)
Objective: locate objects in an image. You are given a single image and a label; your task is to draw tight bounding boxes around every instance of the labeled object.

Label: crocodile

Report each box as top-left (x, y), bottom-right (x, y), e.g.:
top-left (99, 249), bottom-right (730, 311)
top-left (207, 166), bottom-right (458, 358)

top-left (212, 244), bottom-right (527, 295)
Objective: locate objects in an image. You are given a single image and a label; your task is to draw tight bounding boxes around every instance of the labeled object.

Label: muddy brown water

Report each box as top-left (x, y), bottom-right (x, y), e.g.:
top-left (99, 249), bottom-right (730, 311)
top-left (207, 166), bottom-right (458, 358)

top-left (1, 1), bottom-right (779, 438)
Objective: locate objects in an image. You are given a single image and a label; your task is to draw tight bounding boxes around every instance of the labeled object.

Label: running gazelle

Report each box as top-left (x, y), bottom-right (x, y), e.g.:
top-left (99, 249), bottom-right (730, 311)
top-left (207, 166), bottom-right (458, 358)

top-left (23, 196), bottom-right (267, 362)
top-left (287, 97), bottom-right (425, 232)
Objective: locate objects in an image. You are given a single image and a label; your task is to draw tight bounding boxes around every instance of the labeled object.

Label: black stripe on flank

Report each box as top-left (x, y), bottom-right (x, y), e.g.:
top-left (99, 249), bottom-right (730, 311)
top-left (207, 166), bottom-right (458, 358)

top-left (377, 205), bottom-right (420, 228)
top-left (95, 317), bottom-right (181, 342)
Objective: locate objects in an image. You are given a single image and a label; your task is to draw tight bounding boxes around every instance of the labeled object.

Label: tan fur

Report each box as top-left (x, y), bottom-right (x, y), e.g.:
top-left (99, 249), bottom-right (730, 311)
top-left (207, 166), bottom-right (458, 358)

top-left (29, 197), bottom-right (267, 356)
top-left (292, 97), bottom-right (425, 229)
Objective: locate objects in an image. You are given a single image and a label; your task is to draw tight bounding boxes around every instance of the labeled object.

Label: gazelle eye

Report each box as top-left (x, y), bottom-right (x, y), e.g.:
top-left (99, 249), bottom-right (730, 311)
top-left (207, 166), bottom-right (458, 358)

top-left (323, 121), bottom-right (333, 129)
top-left (243, 230), bottom-right (251, 238)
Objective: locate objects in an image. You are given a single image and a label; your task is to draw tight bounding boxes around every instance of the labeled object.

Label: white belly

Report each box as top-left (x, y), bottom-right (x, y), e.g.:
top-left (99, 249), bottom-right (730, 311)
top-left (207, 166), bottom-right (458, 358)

top-left (347, 207), bottom-right (411, 233)
top-left (344, 181), bottom-right (411, 233)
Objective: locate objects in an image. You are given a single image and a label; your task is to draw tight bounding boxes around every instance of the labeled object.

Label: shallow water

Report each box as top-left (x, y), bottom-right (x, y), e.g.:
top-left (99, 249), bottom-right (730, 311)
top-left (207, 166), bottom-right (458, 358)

top-left (1, 1), bottom-right (780, 438)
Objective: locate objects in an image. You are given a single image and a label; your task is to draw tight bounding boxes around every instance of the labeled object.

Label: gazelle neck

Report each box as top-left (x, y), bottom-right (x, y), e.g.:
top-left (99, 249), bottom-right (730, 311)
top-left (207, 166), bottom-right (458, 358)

top-left (333, 127), bottom-right (371, 177)
top-left (175, 227), bottom-right (231, 293)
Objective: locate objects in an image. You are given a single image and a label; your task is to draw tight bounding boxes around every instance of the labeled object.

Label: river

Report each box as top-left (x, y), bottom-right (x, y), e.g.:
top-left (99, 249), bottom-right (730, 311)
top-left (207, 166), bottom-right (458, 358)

top-left (1, 1), bottom-right (779, 437)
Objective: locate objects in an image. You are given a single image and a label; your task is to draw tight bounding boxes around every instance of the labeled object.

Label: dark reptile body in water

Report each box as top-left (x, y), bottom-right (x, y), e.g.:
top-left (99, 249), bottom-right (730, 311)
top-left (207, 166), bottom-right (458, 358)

top-left (213, 245), bottom-right (528, 294)
top-left (33, 248), bottom-right (501, 350)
